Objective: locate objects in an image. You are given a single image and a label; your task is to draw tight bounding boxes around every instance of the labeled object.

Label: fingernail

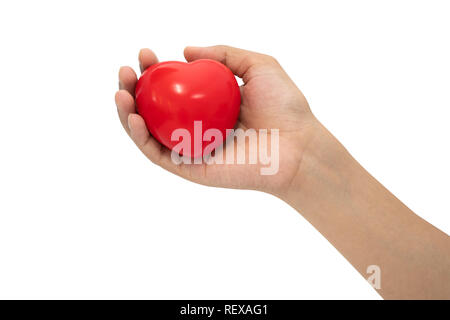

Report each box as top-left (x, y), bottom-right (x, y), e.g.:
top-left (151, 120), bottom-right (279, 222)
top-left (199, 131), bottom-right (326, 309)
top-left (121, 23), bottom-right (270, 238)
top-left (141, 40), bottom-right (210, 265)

top-left (127, 114), bottom-right (133, 131)
top-left (118, 67), bottom-right (123, 88)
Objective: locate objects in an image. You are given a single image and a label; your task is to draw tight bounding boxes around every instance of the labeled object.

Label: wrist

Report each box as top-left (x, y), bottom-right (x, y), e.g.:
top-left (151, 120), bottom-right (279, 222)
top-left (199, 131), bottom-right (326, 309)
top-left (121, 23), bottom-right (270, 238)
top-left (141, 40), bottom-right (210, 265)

top-left (276, 121), bottom-right (358, 215)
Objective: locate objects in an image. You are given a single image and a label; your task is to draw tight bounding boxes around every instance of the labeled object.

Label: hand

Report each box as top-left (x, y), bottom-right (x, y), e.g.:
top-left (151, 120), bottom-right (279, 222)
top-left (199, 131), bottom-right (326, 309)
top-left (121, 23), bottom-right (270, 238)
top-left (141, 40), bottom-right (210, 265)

top-left (115, 45), bottom-right (450, 299)
top-left (115, 45), bottom-right (319, 195)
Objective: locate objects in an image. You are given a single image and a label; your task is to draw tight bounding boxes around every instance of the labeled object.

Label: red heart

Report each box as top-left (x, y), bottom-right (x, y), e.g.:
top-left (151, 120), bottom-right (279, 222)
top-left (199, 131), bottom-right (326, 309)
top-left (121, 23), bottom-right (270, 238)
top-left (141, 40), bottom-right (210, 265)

top-left (135, 59), bottom-right (241, 158)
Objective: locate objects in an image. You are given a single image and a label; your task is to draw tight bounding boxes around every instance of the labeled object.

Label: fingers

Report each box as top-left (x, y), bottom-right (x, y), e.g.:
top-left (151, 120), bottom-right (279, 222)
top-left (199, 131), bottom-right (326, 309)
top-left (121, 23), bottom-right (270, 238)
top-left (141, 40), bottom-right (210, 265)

top-left (184, 45), bottom-right (278, 83)
top-left (118, 66), bottom-right (137, 98)
top-left (117, 48), bottom-right (206, 183)
top-left (115, 90), bottom-right (135, 135)
top-left (138, 48), bottom-right (159, 73)
top-left (116, 48), bottom-right (159, 135)
top-left (127, 114), bottom-right (154, 149)
top-left (116, 66), bottom-right (137, 136)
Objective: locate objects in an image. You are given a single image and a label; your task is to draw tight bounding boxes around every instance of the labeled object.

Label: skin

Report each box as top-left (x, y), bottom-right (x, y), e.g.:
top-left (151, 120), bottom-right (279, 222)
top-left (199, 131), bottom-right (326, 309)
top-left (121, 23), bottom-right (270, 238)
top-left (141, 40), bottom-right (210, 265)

top-left (115, 45), bottom-right (450, 299)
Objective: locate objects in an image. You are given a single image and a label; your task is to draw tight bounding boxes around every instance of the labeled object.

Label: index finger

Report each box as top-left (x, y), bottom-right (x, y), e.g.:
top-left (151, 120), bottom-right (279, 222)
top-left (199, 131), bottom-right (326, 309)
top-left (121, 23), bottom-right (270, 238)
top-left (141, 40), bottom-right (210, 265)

top-left (183, 45), bottom-right (278, 83)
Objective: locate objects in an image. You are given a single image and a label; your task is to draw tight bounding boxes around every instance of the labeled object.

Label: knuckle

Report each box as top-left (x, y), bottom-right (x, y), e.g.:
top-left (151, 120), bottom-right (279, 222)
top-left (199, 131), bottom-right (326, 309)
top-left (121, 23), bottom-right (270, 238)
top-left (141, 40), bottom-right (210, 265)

top-left (213, 44), bottom-right (229, 50)
top-left (264, 54), bottom-right (279, 65)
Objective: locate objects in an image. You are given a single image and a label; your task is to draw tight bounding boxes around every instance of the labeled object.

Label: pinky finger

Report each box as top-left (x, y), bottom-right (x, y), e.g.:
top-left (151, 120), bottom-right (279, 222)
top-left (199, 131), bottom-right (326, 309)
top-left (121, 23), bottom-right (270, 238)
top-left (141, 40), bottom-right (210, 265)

top-left (128, 114), bottom-right (161, 159)
top-left (127, 114), bottom-right (180, 173)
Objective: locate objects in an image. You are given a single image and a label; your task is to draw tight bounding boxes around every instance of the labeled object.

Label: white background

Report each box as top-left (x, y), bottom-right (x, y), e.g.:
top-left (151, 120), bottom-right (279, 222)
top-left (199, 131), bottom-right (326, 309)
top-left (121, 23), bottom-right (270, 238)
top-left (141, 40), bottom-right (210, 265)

top-left (0, 0), bottom-right (449, 299)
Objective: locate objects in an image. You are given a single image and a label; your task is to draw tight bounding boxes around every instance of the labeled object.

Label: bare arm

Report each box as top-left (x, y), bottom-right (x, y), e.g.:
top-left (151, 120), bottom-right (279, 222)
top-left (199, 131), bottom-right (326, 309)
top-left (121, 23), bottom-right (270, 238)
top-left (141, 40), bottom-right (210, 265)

top-left (116, 45), bottom-right (450, 299)
top-left (279, 121), bottom-right (450, 299)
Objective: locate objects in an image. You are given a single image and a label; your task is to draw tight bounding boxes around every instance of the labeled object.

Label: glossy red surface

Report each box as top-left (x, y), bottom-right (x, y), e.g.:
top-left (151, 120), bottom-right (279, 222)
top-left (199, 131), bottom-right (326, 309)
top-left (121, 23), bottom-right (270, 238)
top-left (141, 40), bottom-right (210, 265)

top-left (135, 59), bottom-right (241, 158)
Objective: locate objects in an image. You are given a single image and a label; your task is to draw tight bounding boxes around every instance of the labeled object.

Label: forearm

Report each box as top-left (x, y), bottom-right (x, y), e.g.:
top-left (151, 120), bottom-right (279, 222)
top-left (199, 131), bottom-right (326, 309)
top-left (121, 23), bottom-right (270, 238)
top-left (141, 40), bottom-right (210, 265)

top-left (279, 122), bottom-right (450, 299)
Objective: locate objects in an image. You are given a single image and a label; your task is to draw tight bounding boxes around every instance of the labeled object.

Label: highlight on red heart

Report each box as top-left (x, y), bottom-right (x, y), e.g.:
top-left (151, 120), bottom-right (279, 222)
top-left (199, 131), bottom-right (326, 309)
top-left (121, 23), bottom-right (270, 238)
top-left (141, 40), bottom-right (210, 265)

top-left (169, 121), bottom-right (280, 176)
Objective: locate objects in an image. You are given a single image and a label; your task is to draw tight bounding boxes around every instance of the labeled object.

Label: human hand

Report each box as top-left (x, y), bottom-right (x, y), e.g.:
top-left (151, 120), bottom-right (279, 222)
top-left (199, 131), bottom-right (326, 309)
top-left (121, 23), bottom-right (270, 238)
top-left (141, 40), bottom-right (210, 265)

top-left (115, 46), bottom-right (450, 300)
top-left (115, 45), bottom-right (319, 195)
